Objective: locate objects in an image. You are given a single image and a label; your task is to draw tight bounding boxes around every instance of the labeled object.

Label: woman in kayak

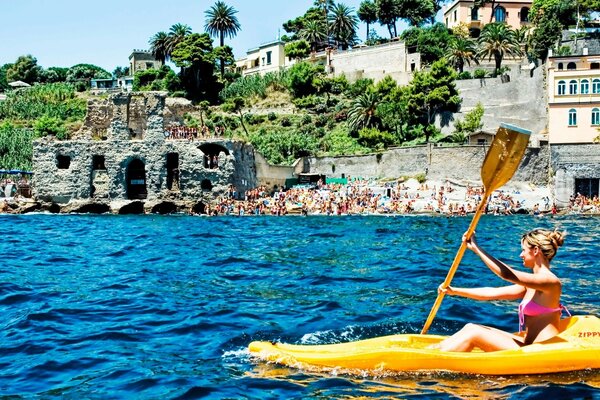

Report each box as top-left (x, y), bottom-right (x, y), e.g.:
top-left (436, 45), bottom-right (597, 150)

top-left (437, 228), bottom-right (568, 352)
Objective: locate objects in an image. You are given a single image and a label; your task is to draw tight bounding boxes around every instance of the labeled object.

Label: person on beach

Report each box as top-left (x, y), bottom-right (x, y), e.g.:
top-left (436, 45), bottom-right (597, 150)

top-left (437, 228), bottom-right (568, 352)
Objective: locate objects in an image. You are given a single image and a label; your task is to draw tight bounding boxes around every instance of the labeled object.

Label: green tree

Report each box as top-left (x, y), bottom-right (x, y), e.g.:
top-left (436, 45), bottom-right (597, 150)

top-left (477, 22), bottom-right (521, 74)
top-left (284, 40), bottom-right (311, 60)
top-left (171, 33), bottom-right (221, 101)
top-left (446, 36), bottom-right (479, 73)
top-left (358, 0), bottom-right (378, 42)
top-left (66, 64), bottom-right (111, 91)
top-left (222, 96), bottom-right (249, 135)
top-left (377, 85), bottom-right (412, 142)
top-left (397, 0), bottom-right (437, 26)
top-left (329, 3), bottom-right (358, 50)
top-left (287, 61), bottom-right (324, 97)
top-left (204, 1), bottom-right (241, 78)
top-left (0, 64), bottom-right (13, 91)
top-left (40, 67), bottom-right (69, 83)
top-left (112, 66), bottom-right (129, 78)
top-left (402, 23), bottom-right (453, 65)
top-left (405, 58), bottom-right (461, 142)
top-left (453, 102), bottom-right (484, 139)
top-left (6, 55), bottom-right (42, 84)
top-left (357, 127), bottom-right (396, 149)
top-left (376, 0), bottom-right (400, 38)
top-left (314, 0), bottom-right (335, 46)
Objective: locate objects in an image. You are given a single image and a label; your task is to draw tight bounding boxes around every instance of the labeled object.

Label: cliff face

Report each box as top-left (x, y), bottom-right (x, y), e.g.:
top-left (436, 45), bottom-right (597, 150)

top-left (31, 92), bottom-right (257, 212)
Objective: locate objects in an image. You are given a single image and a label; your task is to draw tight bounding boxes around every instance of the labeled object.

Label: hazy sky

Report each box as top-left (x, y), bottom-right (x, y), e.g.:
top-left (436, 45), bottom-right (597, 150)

top-left (0, 0), bottom-right (420, 73)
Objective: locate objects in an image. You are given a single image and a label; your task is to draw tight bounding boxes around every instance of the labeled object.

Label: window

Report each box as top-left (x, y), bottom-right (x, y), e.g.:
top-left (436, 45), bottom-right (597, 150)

top-left (557, 63), bottom-right (563, 70)
top-left (568, 109), bottom-right (577, 126)
top-left (471, 7), bottom-right (479, 21)
top-left (567, 62), bottom-right (577, 70)
top-left (520, 7), bottom-right (529, 22)
top-left (266, 51), bottom-right (272, 65)
top-left (494, 6), bottom-right (506, 22)
top-left (92, 155), bottom-right (106, 170)
top-left (593, 79), bottom-right (600, 93)
top-left (557, 80), bottom-right (566, 95)
top-left (569, 79), bottom-right (578, 94)
top-left (57, 155), bottom-right (71, 169)
top-left (592, 108), bottom-right (600, 125)
top-left (581, 79), bottom-right (589, 94)
top-left (454, 10), bottom-right (457, 22)
top-left (591, 62), bottom-right (600, 70)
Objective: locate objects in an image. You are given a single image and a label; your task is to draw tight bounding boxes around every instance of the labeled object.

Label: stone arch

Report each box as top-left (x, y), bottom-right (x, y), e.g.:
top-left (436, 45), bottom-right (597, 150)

top-left (198, 143), bottom-right (230, 169)
top-left (126, 158), bottom-right (147, 200)
top-left (191, 201), bottom-right (207, 215)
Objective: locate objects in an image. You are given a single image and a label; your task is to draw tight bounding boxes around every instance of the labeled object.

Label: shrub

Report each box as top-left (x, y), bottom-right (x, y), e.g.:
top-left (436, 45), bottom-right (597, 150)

top-left (34, 115), bottom-right (68, 139)
top-left (314, 114), bottom-right (328, 128)
top-left (292, 95), bottom-right (321, 109)
top-left (280, 116), bottom-right (292, 127)
top-left (357, 127), bottom-right (396, 149)
top-left (171, 91), bottom-right (187, 98)
top-left (267, 112), bottom-right (277, 121)
top-left (457, 71), bottom-right (472, 80)
top-left (0, 122), bottom-right (35, 170)
top-left (300, 114), bottom-right (312, 126)
top-left (473, 69), bottom-right (487, 79)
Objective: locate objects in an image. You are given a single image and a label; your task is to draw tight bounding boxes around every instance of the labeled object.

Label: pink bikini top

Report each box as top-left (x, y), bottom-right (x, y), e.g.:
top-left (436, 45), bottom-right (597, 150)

top-left (518, 299), bottom-right (570, 332)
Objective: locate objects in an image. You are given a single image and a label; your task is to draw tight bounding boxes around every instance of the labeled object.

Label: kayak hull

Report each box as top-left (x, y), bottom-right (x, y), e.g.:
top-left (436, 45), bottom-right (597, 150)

top-left (249, 315), bottom-right (600, 375)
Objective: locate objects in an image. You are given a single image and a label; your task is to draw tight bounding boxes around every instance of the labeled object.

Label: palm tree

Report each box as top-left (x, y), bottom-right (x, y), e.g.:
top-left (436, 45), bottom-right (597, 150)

top-left (348, 91), bottom-right (381, 132)
top-left (477, 23), bottom-right (521, 74)
top-left (329, 3), bottom-right (358, 50)
top-left (149, 31), bottom-right (170, 63)
top-left (314, 0), bottom-right (335, 46)
top-left (205, 1), bottom-right (241, 78)
top-left (357, 0), bottom-right (378, 42)
top-left (300, 20), bottom-right (327, 52)
top-left (167, 23), bottom-right (192, 55)
top-left (446, 36), bottom-right (479, 73)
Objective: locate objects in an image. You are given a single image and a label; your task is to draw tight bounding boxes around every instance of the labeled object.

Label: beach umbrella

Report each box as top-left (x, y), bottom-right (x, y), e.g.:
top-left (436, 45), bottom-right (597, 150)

top-left (8, 81), bottom-right (31, 88)
top-left (421, 123), bottom-right (531, 334)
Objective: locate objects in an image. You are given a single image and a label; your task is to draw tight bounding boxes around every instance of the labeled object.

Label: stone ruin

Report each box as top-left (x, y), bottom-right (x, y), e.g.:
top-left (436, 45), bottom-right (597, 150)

top-left (31, 92), bottom-right (258, 214)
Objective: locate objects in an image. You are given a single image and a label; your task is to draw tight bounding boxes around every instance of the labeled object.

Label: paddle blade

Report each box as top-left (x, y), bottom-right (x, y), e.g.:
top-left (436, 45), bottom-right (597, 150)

top-left (481, 123), bottom-right (531, 192)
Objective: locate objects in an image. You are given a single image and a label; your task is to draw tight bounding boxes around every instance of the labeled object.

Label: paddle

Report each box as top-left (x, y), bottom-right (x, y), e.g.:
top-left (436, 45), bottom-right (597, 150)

top-left (421, 123), bottom-right (531, 334)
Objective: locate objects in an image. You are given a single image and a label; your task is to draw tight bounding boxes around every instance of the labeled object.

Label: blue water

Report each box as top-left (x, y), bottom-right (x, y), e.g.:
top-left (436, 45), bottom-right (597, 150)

top-left (0, 214), bottom-right (598, 399)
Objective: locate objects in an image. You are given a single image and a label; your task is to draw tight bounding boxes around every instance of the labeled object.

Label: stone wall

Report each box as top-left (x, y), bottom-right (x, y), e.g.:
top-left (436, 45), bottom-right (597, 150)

top-left (305, 143), bottom-right (550, 186)
top-left (447, 66), bottom-right (548, 140)
top-left (330, 42), bottom-right (420, 85)
top-left (552, 144), bottom-right (600, 206)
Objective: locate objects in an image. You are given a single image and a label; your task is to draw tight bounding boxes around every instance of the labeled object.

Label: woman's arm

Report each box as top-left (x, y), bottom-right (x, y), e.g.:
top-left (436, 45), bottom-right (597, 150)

top-left (466, 235), bottom-right (560, 291)
top-left (440, 284), bottom-right (525, 301)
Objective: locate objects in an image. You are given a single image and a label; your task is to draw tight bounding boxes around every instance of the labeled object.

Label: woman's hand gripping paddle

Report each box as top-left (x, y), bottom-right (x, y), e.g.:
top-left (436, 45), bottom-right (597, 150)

top-left (421, 123), bottom-right (531, 334)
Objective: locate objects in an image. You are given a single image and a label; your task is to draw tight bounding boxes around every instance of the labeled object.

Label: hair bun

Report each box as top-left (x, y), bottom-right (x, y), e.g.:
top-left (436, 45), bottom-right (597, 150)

top-left (549, 230), bottom-right (565, 248)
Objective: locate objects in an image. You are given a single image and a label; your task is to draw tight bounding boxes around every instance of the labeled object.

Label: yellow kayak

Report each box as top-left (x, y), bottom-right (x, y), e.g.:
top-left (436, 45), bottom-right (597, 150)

top-left (249, 315), bottom-right (600, 375)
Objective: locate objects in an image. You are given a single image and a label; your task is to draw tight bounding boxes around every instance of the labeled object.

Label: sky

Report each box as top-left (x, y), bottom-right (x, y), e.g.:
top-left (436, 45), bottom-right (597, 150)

top-left (0, 0), bottom-right (415, 73)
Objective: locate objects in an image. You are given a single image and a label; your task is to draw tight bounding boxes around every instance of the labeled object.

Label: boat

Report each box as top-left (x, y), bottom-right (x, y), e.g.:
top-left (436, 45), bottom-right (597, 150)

top-left (248, 315), bottom-right (600, 375)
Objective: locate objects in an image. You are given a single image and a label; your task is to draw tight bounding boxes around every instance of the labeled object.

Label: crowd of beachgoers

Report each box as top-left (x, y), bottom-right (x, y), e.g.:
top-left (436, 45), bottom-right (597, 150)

top-left (202, 178), bottom-right (600, 217)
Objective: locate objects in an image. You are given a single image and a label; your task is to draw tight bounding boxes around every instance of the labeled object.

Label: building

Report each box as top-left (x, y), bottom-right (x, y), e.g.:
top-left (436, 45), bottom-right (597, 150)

top-left (90, 77), bottom-right (134, 92)
top-left (31, 92), bottom-right (257, 213)
top-left (234, 39), bottom-right (420, 84)
top-left (443, 0), bottom-right (532, 36)
top-left (547, 52), bottom-right (600, 144)
top-left (547, 52), bottom-right (600, 204)
top-left (129, 50), bottom-right (164, 75)
top-left (235, 40), bottom-right (288, 76)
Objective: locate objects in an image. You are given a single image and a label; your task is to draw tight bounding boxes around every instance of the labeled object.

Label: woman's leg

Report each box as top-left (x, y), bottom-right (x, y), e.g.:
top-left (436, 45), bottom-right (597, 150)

top-left (438, 323), bottom-right (523, 352)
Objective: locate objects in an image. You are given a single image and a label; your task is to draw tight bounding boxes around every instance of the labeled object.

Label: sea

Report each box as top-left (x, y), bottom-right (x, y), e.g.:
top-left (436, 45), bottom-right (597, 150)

top-left (0, 213), bottom-right (598, 399)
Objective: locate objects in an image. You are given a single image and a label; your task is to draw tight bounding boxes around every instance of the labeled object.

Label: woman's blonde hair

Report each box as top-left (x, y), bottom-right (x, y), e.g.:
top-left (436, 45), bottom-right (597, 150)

top-left (521, 229), bottom-right (566, 261)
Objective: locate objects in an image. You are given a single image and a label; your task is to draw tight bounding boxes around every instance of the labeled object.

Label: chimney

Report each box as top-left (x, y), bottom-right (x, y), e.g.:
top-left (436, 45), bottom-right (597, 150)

top-left (583, 47), bottom-right (589, 55)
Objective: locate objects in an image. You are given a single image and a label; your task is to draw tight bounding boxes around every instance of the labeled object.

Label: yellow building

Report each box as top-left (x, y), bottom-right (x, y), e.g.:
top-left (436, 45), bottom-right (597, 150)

top-left (234, 40), bottom-right (289, 76)
top-left (443, 0), bottom-right (532, 36)
top-left (547, 53), bottom-right (600, 144)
